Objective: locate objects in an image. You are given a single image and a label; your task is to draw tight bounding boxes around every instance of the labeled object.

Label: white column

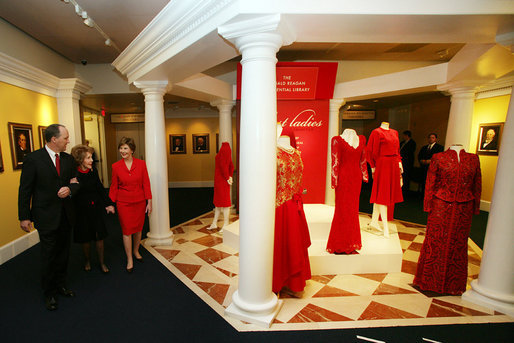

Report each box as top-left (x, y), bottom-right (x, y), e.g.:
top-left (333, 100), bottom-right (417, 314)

top-left (438, 83), bottom-right (477, 149)
top-left (56, 78), bottom-right (91, 150)
top-left (134, 81), bottom-right (173, 246)
top-left (463, 87), bottom-right (514, 316)
top-left (325, 99), bottom-right (345, 205)
top-left (219, 14), bottom-right (295, 327)
top-left (211, 99), bottom-right (235, 149)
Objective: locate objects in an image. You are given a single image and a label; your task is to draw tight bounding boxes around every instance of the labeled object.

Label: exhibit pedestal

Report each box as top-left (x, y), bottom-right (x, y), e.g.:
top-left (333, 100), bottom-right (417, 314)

top-left (224, 204), bottom-right (403, 275)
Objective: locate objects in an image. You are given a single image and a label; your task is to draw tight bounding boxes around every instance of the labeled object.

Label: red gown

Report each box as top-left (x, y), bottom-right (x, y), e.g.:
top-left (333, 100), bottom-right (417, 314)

top-left (272, 147), bottom-right (311, 293)
top-left (213, 142), bottom-right (234, 207)
top-left (414, 149), bottom-right (482, 295)
top-left (327, 135), bottom-right (368, 253)
top-left (367, 127), bottom-right (403, 206)
top-left (109, 158), bottom-right (152, 235)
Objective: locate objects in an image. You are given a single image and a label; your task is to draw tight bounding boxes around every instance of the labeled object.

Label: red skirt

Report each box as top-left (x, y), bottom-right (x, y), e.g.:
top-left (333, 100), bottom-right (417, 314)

top-left (370, 155), bottom-right (403, 205)
top-left (117, 200), bottom-right (146, 235)
top-left (273, 194), bottom-right (312, 293)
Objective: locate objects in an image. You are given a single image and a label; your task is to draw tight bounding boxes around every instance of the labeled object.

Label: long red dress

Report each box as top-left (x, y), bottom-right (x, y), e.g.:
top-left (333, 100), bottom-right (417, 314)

top-left (327, 134), bottom-right (368, 253)
top-left (109, 158), bottom-right (152, 235)
top-left (367, 127), bottom-right (403, 206)
top-left (272, 147), bottom-right (312, 293)
top-left (414, 149), bottom-right (482, 295)
top-left (213, 142), bottom-right (234, 207)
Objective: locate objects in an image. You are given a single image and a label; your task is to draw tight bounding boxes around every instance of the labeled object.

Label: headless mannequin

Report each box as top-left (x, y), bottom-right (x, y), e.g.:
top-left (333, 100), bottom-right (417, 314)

top-left (209, 142), bottom-right (233, 231)
top-left (277, 123), bottom-right (294, 151)
top-left (449, 144), bottom-right (464, 162)
top-left (341, 128), bottom-right (359, 148)
top-left (367, 122), bottom-right (402, 238)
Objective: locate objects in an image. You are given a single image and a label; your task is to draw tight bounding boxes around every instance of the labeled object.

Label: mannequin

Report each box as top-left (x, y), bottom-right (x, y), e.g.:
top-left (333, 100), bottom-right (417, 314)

top-left (449, 144), bottom-right (464, 162)
top-left (209, 142), bottom-right (234, 231)
top-left (327, 128), bottom-right (368, 254)
top-left (366, 122), bottom-right (404, 238)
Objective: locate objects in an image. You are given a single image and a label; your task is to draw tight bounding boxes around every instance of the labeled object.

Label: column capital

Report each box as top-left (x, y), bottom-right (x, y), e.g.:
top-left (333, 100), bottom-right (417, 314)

top-left (133, 80), bottom-right (169, 96)
top-left (56, 78), bottom-right (91, 100)
top-left (437, 81), bottom-right (479, 98)
top-left (329, 98), bottom-right (346, 111)
top-left (210, 99), bottom-right (235, 111)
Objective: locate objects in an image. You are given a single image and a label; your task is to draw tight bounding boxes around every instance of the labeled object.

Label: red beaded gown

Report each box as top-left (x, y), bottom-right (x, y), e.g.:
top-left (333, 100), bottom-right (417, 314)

top-left (272, 147), bottom-right (312, 293)
top-left (367, 127), bottom-right (403, 206)
top-left (327, 134), bottom-right (368, 253)
top-left (213, 142), bottom-right (234, 207)
top-left (414, 149), bottom-right (482, 295)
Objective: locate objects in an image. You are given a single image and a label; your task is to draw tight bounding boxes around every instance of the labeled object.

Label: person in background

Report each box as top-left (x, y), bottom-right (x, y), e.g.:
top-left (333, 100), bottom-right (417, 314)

top-left (18, 124), bottom-right (79, 311)
top-left (418, 133), bottom-right (443, 193)
top-left (399, 130), bottom-right (416, 192)
top-left (71, 144), bottom-right (115, 274)
top-left (109, 137), bottom-right (152, 273)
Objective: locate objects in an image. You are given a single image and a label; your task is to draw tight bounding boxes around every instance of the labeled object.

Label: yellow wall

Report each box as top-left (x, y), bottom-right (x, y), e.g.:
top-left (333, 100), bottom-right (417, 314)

top-left (166, 117), bottom-right (237, 182)
top-left (469, 94), bottom-right (510, 202)
top-left (0, 81), bottom-right (58, 246)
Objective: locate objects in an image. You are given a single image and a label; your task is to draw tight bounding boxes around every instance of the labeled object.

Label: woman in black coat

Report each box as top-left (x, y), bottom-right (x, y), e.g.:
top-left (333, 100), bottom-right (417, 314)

top-left (71, 145), bottom-right (115, 273)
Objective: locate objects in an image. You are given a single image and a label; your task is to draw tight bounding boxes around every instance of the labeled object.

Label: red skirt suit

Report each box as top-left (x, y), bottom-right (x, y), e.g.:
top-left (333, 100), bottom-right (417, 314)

top-left (109, 158), bottom-right (152, 235)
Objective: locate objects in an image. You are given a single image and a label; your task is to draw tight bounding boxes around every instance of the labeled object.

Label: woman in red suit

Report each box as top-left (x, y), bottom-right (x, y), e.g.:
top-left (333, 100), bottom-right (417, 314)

top-left (109, 137), bottom-right (152, 273)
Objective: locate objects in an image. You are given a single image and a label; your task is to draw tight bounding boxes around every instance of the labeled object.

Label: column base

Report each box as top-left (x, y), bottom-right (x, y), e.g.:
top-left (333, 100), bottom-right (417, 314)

top-left (144, 232), bottom-right (174, 246)
top-left (462, 281), bottom-right (514, 317)
top-left (225, 299), bottom-right (283, 328)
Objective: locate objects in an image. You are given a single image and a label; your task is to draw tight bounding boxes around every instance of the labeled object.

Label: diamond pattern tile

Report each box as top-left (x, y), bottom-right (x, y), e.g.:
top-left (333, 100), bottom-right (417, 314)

top-left (144, 210), bottom-right (511, 332)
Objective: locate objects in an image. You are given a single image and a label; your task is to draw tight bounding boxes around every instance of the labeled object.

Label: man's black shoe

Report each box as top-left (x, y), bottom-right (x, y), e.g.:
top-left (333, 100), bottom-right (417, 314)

top-left (45, 296), bottom-right (58, 311)
top-left (58, 287), bottom-right (75, 297)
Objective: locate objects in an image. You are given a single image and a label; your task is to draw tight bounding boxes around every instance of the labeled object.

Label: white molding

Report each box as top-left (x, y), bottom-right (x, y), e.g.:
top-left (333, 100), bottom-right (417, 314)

top-left (112, 0), bottom-right (236, 83)
top-left (475, 76), bottom-right (514, 99)
top-left (0, 231), bottom-right (39, 265)
top-left (480, 200), bottom-right (491, 212)
top-left (169, 181), bottom-right (214, 188)
top-left (0, 51), bottom-right (60, 96)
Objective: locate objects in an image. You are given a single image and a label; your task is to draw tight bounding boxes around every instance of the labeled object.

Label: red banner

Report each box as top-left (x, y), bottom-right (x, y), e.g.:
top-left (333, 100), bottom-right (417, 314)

top-left (276, 67), bottom-right (318, 100)
top-left (278, 100), bottom-right (328, 203)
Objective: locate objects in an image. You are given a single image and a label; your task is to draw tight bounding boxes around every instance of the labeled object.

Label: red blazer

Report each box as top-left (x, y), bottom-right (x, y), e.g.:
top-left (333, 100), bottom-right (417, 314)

top-left (424, 149), bottom-right (482, 214)
top-left (109, 158), bottom-right (152, 203)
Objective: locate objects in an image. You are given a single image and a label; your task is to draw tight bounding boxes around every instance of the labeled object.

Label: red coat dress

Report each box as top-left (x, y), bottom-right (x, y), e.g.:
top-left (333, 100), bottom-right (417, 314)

top-left (213, 142), bottom-right (234, 207)
top-left (414, 149), bottom-right (481, 295)
top-left (109, 158), bottom-right (152, 235)
top-left (367, 127), bottom-right (403, 206)
top-left (327, 135), bottom-right (368, 253)
top-left (273, 147), bottom-right (311, 293)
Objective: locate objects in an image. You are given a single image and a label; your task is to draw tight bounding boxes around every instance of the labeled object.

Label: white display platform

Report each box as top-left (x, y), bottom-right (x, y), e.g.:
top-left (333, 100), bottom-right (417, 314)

top-left (223, 204), bottom-right (403, 275)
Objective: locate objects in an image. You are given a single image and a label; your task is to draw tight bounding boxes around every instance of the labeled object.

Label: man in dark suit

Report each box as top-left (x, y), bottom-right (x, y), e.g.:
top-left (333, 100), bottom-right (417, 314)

top-left (418, 132), bottom-right (444, 193)
top-left (400, 130), bottom-right (416, 192)
top-left (18, 124), bottom-right (79, 311)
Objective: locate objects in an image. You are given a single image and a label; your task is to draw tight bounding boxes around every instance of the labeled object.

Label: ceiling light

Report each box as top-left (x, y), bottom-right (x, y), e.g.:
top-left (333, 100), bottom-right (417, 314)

top-left (81, 11), bottom-right (88, 19)
top-left (104, 38), bottom-right (112, 46)
top-left (62, 0), bottom-right (70, 3)
top-left (75, 4), bottom-right (82, 15)
top-left (83, 18), bottom-right (94, 27)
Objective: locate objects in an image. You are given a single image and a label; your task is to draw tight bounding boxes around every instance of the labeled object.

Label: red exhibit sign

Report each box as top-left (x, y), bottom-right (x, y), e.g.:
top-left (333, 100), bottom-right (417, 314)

top-left (278, 100), bottom-right (328, 203)
top-left (236, 62), bottom-right (338, 204)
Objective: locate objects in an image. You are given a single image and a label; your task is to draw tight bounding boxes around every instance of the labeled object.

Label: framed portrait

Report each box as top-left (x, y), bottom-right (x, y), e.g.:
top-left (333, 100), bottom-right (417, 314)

top-left (476, 123), bottom-right (503, 156)
top-left (8, 122), bottom-right (34, 170)
top-left (0, 141), bottom-right (4, 172)
top-left (170, 134), bottom-right (186, 154)
top-left (38, 125), bottom-right (48, 148)
top-left (193, 133), bottom-right (209, 154)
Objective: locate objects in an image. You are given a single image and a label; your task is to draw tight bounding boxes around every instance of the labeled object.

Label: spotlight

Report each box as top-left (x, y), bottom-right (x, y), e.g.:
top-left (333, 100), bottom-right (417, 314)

top-left (104, 38), bottom-right (112, 46)
top-left (83, 18), bottom-right (94, 27)
top-left (75, 4), bottom-right (82, 15)
top-left (81, 11), bottom-right (88, 19)
top-left (62, 0), bottom-right (70, 3)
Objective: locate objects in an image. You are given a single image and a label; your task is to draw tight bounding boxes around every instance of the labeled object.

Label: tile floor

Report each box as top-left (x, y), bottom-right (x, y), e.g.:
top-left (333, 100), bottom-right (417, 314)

top-left (144, 211), bottom-right (513, 332)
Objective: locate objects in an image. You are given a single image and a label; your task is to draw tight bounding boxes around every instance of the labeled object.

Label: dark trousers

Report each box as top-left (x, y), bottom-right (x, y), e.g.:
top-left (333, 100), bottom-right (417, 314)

top-left (37, 211), bottom-right (71, 297)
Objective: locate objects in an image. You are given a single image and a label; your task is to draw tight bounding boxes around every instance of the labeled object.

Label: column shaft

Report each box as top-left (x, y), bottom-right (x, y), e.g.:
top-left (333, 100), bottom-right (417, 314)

top-left (212, 99), bottom-right (234, 149)
top-left (444, 88), bottom-right (476, 149)
top-left (135, 81), bottom-right (173, 246)
top-left (463, 88), bottom-right (514, 316)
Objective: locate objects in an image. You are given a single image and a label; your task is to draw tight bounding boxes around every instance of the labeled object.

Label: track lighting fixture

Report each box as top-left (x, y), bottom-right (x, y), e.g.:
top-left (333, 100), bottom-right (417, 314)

top-left (61, 0), bottom-right (120, 52)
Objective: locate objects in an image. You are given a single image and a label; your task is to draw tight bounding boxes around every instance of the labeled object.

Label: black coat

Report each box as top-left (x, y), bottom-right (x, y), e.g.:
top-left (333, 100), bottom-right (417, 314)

top-left (18, 148), bottom-right (79, 231)
top-left (418, 143), bottom-right (444, 167)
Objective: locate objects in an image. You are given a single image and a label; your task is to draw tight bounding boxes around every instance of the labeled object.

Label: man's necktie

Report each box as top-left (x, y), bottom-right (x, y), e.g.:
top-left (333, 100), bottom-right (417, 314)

top-left (55, 153), bottom-right (60, 176)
